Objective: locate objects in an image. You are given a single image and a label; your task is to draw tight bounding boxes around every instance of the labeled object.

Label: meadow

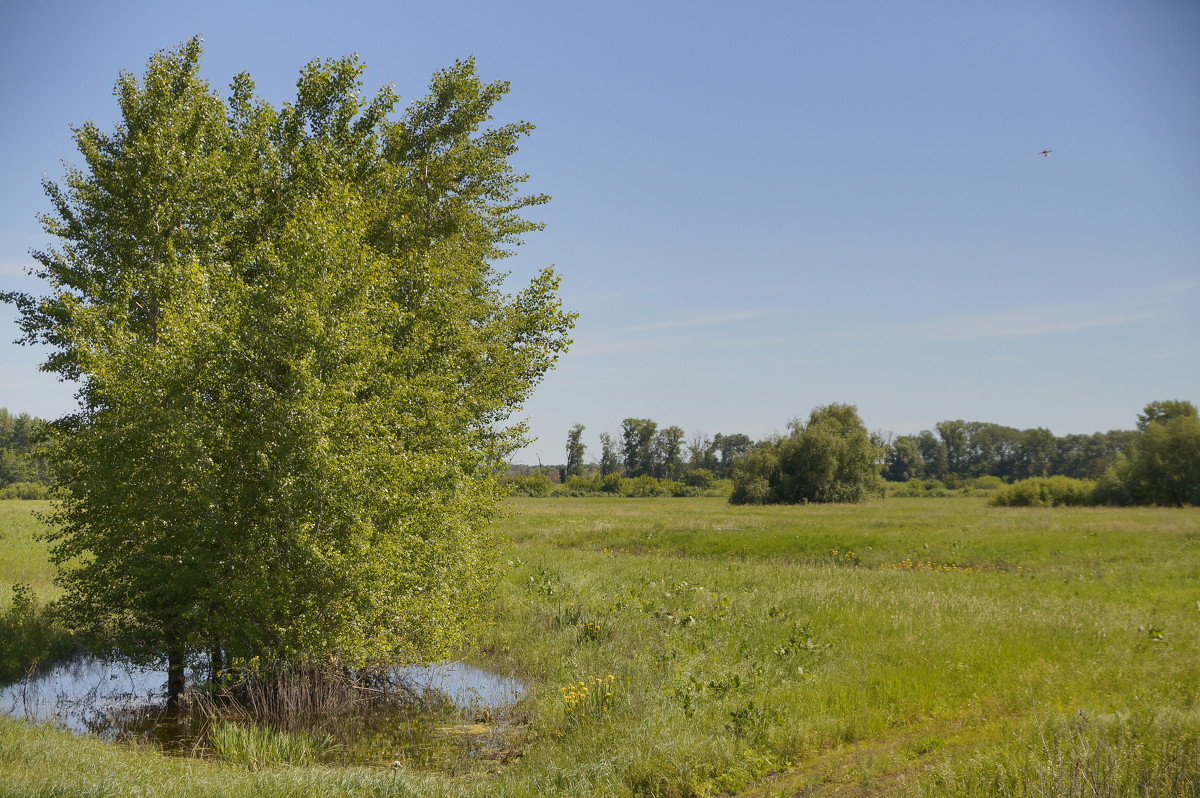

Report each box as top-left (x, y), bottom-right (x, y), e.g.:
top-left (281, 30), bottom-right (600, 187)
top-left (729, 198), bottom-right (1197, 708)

top-left (1, 496), bottom-right (1198, 797)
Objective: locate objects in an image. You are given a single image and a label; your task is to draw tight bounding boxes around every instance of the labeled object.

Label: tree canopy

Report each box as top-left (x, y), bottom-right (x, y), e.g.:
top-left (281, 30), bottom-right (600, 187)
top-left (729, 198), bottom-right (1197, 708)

top-left (4, 39), bottom-right (573, 697)
top-left (730, 403), bottom-right (882, 504)
top-left (1098, 401), bottom-right (1200, 506)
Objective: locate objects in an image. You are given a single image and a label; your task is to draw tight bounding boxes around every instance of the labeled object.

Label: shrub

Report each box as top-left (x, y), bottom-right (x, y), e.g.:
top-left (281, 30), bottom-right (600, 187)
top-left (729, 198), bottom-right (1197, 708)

top-left (888, 479), bottom-right (952, 498)
top-left (553, 475), bottom-right (603, 496)
top-left (0, 482), bottom-right (51, 500)
top-left (990, 476), bottom-right (1096, 507)
top-left (682, 468), bottom-right (715, 490)
top-left (966, 475), bottom-right (1004, 490)
top-left (600, 473), bottom-right (624, 494)
top-left (730, 404), bottom-right (882, 505)
top-left (0, 584), bottom-right (76, 683)
top-left (624, 475), bottom-right (671, 498)
top-left (507, 473), bottom-right (554, 497)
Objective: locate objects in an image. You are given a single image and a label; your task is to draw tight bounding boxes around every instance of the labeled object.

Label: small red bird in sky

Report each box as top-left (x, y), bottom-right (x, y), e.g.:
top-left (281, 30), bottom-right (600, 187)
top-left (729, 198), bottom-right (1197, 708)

top-left (1039, 149), bottom-right (1053, 157)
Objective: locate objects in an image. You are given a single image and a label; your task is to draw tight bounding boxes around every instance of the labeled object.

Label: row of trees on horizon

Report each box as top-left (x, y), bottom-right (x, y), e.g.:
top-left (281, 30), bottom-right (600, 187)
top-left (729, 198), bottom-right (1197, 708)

top-left (540, 412), bottom-right (1147, 486)
top-left (5, 402), bottom-right (1187, 495)
top-left (0, 409), bottom-right (50, 496)
top-left (536, 399), bottom-right (1198, 507)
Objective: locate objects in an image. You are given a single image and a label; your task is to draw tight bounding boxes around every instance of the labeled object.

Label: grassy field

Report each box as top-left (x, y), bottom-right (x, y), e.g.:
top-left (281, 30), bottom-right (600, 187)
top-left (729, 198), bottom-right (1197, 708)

top-left (1, 496), bottom-right (1198, 797)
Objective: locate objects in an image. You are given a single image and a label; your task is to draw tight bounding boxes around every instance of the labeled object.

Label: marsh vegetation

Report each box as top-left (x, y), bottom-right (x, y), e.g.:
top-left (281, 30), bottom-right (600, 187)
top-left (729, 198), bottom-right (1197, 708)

top-left (3, 497), bottom-right (1198, 796)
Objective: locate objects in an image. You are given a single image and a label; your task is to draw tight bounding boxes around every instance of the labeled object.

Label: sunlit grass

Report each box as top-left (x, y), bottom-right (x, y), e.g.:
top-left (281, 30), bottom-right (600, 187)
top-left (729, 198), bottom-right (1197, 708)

top-left (207, 720), bottom-right (338, 769)
top-left (1, 496), bottom-right (1198, 796)
top-left (0, 501), bottom-right (56, 603)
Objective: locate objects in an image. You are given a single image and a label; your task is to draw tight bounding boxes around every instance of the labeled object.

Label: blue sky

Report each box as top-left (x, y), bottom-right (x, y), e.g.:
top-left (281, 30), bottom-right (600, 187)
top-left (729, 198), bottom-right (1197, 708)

top-left (1, 0), bottom-right (1197, 463)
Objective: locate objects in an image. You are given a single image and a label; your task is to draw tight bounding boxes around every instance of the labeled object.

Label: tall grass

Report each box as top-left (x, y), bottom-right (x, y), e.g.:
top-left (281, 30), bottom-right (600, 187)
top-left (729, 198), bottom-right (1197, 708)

top-left (0, 501), bottom-right (55, 599)
top-left (207, 720), bottom-right (338, 769)
top-left (923, 710), bottom-right (1200, 797)
top-left (0, 497), bottom-right (1197, 796)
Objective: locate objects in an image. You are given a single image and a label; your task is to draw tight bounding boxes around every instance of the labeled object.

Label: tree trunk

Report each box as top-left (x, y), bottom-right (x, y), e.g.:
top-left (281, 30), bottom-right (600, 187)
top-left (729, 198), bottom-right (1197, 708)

top-left (210, 644), bottom-right (224, 686)
top-left (167, 649), bottom-right (186, 710)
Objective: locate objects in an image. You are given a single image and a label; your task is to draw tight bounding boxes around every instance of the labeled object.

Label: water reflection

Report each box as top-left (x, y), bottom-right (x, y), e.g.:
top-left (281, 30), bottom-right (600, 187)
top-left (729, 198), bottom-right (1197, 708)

top-left (0, 655), bottom-right (524, 735)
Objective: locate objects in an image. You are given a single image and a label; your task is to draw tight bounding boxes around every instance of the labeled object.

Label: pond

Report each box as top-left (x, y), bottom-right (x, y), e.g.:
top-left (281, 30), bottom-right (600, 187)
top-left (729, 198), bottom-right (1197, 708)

top-left (0, 654), bottom-right (528, 769)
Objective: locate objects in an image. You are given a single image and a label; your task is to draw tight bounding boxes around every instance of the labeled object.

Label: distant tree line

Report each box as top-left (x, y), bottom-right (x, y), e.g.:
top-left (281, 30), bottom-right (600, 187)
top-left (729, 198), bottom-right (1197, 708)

top-left (883, 422), bottom-right (1130, 483)
top-left (544, 412), bottom-right (1133, 491)
top-left (0, 409), bottom-right (51, 498)
top-left (535, 399), bottom-right (1198, 507)
top-left (991, 402), bottom-right (1199, 508)
top-left (557, 419), bottom-right (754, 483)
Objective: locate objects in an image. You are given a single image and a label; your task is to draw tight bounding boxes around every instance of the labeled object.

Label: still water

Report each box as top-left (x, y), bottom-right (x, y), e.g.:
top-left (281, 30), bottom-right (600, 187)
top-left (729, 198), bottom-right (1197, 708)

top-left (0, 655), bottom-right (525, 735)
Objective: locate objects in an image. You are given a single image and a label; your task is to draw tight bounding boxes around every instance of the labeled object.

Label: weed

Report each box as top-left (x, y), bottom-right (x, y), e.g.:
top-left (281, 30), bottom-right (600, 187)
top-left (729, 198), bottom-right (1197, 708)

top-left (208, 720), bottom-right (338, 769)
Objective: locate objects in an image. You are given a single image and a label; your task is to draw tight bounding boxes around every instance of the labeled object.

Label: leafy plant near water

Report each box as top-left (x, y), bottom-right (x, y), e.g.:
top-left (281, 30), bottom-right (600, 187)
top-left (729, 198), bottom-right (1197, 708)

top-left (0, 583), bottom-right (75, 683)
top-left (208, 721), bottom-right (338, 769)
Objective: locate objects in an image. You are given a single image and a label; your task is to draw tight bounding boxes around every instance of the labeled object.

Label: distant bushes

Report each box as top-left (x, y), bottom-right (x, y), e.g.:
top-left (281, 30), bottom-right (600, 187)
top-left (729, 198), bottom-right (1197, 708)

top-left (889, 476), bottom-right (1004, 498)
top-left (504, 472), bottom-right (730, 498)
top-left (990, 402), bottom-right (1200, 508)
top-left (990, 476), bottom-right (1097, 507)
top-left (0, 481), bottom-right (52, 500)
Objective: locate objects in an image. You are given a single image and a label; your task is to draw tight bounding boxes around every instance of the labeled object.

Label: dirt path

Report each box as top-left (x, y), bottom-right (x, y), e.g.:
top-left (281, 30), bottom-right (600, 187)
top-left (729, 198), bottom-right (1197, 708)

top-left (730, 717), bottom-right (995, 798)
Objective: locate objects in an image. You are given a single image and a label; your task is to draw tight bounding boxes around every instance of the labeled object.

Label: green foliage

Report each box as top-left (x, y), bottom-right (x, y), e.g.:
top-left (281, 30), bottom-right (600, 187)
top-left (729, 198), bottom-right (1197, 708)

top-left (885, 435), bottom-right (925, 482)
top-left (208, 721), bottom-right (338, 769)
top-left (0, 583), bottom-right (76, 683)
top-left (556, 474), bottom-right (603, 496)
top-left (887, 475), bottom-right (1006, 498)
top-left (597, 432), bottom-right (621, 477)
top-left (730, 403), bottom-right (883, 504)
top-left (562, 423), bottom-right (586, 479)
top-left (0, 482), bottom-right (52, 501)
top-left (4, 40), bottom-right (572, 680)
top-left (968, 475), bottom-right (1005, 490)
top-left (884, 420), bottom-right (1130, 483)
top-left (507, 473), bottom-right (555, 497)
top-left (1096, 401), bottom-right (1200, 506)
top-left (620, 418), bottom-right (658, 477)
top-left (989, 476), bottom-right (1097, 507)
top-left (622, 475), bottom-right (673, 498)
top-left (890, 478), bottom-right (953, 498)
top-left (600, 472), bottom-right (623, 494)
top-left (1136, 399), bottom-right (1198, 432)
top-left (682, 468), bottom-right (715, 490)
top-left (0, 409), bottom-right (52, 489)
top-left (501, 472), bottom-right (725, 498)
top-left (652, 425), bottom-right (686, 480)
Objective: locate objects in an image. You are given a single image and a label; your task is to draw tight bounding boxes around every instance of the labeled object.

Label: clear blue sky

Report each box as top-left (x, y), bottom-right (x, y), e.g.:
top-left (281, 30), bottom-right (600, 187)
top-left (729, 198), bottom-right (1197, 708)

top-left (2, 0), bottom-right (1197, 463)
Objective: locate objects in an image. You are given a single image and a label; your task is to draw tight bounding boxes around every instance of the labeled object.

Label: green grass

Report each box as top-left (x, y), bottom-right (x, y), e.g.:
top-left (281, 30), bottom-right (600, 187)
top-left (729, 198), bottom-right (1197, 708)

top-left (0, 501), bottom-right (55, 601)
top-left (1, 497), bottom-right (1198, 797)
top-left (207, 721), bottom-right (339, 770)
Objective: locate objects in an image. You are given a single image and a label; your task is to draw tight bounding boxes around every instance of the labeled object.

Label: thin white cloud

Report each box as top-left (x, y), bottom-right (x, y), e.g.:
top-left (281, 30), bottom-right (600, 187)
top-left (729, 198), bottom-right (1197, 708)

top-left (621, 309), bottom-right (769, 333)
top-left (567, 309), bottom-right (772, 357)
top-left (890, 304), bottom-right (1156, 342)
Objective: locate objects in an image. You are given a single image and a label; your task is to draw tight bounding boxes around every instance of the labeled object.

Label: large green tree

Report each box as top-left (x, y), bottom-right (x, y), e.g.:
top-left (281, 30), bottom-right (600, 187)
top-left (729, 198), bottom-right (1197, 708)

top-left (730, 404), bottom-right (882, 504)
top-left (563, 423), bottom-right (586, 479)
top-left (1097, 401), bottom-right (1200, 506)
top-left (652, 425), bottom-right (686, 480)
top-left (4, 39), bottom-right (572, 701)
top-left (620, 418), bottom-right (658, 477)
